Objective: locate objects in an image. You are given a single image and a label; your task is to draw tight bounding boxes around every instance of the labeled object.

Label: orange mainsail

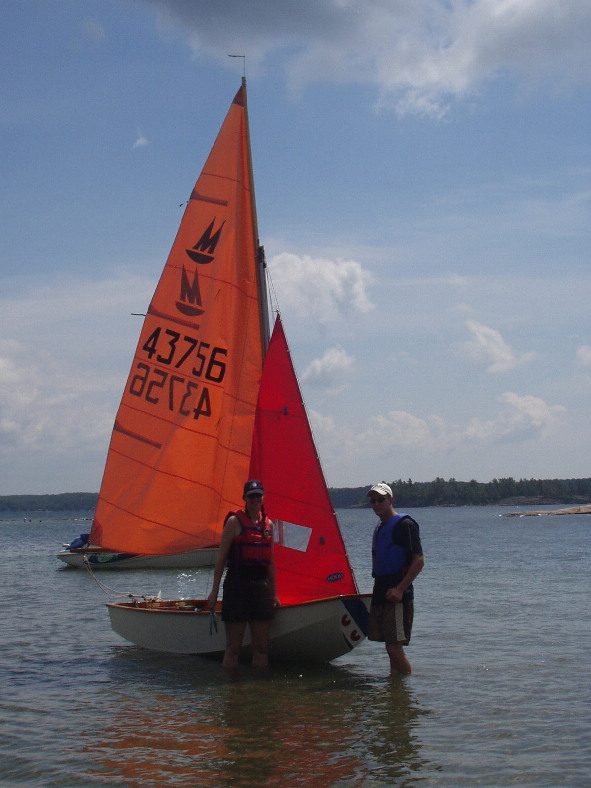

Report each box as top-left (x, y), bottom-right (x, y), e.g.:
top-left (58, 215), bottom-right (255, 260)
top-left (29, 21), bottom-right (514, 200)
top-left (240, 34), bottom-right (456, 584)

top-left (249, 317), bottom-right (359, 604)
top-left (91, 82), bottom-right (266, 554)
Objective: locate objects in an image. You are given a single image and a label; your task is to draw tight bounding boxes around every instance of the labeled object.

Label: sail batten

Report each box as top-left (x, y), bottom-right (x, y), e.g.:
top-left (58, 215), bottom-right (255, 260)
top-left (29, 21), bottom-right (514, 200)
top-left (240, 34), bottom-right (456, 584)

top-left (190, 191), bottom-right (229, 206)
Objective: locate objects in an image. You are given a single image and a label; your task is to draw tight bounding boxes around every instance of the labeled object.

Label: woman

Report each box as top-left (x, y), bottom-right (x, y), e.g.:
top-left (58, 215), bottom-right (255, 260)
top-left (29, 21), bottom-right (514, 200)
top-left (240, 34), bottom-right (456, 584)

top-left (207, 480), bottom-right (279, 669)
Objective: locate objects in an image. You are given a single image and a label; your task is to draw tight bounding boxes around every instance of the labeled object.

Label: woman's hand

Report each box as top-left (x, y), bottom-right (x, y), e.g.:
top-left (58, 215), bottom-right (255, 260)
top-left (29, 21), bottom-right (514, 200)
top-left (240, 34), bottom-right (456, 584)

top-left (206, 590), bottom-right (218, 611)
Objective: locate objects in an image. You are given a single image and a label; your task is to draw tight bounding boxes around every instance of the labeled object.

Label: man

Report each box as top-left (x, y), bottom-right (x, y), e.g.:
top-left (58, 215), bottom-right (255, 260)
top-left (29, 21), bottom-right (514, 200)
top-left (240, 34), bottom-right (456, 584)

top-left (367, 482), bottom-right (424, 675)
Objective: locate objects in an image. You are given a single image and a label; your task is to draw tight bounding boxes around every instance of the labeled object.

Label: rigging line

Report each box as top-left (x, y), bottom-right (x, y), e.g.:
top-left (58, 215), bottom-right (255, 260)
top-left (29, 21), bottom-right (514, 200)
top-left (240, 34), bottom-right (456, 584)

top-left (82, 556), bottom-right (160, 601)
top-left (265, 264), bottom-right (282, 320)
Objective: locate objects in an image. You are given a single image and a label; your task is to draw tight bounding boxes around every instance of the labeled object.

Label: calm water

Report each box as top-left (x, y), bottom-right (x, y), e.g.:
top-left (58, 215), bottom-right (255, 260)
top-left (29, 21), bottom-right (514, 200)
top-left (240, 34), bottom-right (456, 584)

top-left (0, 506), bottom-right (589, 787)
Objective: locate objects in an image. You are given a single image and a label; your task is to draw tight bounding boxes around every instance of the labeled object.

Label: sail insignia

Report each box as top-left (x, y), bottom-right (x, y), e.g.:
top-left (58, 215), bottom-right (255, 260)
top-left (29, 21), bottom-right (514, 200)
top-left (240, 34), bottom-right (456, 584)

top-left (176, 218), bottom-right (226, 316)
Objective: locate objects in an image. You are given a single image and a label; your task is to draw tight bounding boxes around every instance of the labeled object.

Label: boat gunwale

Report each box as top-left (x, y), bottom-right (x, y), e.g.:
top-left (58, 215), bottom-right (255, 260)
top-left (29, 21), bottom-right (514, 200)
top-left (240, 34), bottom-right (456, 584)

top-left (60, 547), bottom-right (133, 555)
top-left (59, 546), bottom-right (218, 555)
top-left (107, 592), bottom-right (371, 614)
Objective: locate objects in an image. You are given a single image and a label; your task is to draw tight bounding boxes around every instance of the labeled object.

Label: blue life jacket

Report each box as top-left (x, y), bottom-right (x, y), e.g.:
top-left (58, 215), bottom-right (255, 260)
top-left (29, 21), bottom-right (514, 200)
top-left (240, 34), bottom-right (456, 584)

top-left (68, 533), bottom-right (90, 550)
top-left (372, 513), bottom-right (411, 577)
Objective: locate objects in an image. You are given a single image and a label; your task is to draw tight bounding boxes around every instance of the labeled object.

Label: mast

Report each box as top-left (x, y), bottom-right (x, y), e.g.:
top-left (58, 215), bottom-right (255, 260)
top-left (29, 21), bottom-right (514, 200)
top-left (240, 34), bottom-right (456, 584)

top-left (242, 77), bottom-right (271, 352)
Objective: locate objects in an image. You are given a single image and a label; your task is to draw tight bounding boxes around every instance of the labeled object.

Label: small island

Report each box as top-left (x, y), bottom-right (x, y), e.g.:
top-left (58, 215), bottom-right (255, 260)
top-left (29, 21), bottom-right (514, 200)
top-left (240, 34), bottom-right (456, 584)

top-left (501, 504), bottom-right (591, 517)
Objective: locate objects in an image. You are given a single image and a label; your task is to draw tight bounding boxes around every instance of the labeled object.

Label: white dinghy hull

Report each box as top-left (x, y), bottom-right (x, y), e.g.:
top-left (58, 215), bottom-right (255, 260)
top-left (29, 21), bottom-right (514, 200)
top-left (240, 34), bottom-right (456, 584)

top-left (56, 547), bottom-right (217, 570)
top-left (107, 593), bottom-right (371, 663)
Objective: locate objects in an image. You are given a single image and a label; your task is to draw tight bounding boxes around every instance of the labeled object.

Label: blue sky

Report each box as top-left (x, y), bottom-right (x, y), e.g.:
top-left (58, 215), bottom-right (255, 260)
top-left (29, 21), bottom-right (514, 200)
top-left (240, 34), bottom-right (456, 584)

top-left (2, 0), bottom-right (590, 494)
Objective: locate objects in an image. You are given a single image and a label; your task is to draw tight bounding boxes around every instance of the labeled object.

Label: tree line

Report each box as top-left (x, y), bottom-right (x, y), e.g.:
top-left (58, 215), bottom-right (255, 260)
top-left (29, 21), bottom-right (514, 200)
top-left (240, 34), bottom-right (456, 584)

top-left (0, 492), bottom-right (98, 512)
top-left (329, 477), bottom-right (591, 508)
top-left (2, 477), bottom-right (590, 512)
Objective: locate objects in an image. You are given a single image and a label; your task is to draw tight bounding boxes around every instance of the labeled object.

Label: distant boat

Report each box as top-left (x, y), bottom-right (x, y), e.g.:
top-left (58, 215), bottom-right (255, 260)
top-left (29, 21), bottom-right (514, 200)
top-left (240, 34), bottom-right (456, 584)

top-left (93, 79), bottom-right (370, 661)
top-left (57, 540), bottom-right (217, 570)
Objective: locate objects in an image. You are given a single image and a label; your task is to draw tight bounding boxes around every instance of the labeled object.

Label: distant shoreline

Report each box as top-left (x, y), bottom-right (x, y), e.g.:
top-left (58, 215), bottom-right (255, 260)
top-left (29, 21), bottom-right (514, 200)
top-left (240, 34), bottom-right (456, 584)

top-left (1, 489), bottom-right (590, 513)
top-left (500, 504), bottom-right (591, 517)
top-left (0, 492), bottom-right (98, 513)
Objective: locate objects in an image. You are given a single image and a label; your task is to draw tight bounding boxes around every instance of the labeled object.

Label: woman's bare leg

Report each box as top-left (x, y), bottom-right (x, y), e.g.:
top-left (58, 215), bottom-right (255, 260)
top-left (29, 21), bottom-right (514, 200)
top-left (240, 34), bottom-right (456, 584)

top-left (249, 620), bottom-right (272, 668)
top-left (223, 621), bottom-right (247, 670)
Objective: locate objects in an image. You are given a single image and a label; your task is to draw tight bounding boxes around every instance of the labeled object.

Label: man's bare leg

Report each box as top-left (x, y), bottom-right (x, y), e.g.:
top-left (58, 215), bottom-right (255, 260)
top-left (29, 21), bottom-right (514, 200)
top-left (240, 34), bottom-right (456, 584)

top-left (387, 642), bottom-right (412, 675)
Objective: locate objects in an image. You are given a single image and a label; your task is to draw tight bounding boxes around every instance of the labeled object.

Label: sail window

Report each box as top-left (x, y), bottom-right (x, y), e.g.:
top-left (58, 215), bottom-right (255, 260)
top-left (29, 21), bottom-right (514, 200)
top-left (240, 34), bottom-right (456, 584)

top-left (272, 520), bottom-right (312, 552)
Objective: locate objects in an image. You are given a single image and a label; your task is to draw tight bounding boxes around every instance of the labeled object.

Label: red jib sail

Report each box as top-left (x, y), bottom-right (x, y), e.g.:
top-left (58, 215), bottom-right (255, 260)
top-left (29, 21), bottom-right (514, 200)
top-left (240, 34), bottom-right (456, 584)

top-left (249, 316), bottom-right (359, 605)
top-left (91, 83), bottom-right (266, 554)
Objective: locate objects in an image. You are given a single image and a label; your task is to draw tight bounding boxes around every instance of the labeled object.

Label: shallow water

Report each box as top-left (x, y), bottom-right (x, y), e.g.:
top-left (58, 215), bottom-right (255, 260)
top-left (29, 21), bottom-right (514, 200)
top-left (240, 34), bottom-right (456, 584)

top-left (0, 506), bottom-right (589, 786)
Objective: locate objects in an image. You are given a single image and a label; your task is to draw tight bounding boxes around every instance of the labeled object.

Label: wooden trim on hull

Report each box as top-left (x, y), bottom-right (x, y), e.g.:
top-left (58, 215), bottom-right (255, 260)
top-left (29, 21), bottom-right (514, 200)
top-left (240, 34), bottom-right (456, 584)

top-left (107, 593), bottom-right (372, 662)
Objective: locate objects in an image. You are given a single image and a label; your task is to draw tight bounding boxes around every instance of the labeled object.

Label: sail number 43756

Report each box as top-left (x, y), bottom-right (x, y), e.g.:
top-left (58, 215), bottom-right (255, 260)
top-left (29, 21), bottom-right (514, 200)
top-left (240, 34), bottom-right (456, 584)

top-left (127, 327), bottom-right (228, 420)
top-left (141, 327), bottom-right (227, 381)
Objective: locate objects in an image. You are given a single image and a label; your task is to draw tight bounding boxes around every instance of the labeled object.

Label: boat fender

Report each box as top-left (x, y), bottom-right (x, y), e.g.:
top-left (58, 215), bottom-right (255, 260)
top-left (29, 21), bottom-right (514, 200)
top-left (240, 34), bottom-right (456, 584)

top-left (68, 533), bottom-right (90, 550)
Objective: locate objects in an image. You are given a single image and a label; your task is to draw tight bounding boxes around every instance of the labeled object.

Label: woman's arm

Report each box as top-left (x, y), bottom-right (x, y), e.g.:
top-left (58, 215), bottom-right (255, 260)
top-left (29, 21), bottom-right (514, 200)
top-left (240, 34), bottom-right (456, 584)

top-left (267, 549), bottom-right (280, 607)
top-left (206, 515), bottom-right (241, 609)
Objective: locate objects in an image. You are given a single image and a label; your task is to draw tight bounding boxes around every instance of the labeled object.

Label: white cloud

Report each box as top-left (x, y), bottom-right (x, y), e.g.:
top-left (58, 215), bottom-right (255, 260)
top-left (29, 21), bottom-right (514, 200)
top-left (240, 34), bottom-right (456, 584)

top-left (360, 410), bottom-right (447, 450)
top-left (575, 344), bottom-right (591, 368)
top-left (132, 129), bottom-right (149, 149)
top-left (1, 272), bottom-right (153, 365)
top-left (0, 339), bottom-right (113, 455)
top-left (331, 391), bottom-right (565, 461)
top-left (146, 0), bottom-right (591, 117)
top-left (269, 252), bottom-right (374, 325)
top-left (301, 346), bottom-right (354, 391)
top-left (0, 273), bottom-right (153, 461)
top-left (309, 408), bottom-right (337, 436)
top-left (455, 320), bottom-right (537, 373)
top-left (449, 302), bottom-right (473, 315)
top-left (465, 392), bottom-right (566, 441)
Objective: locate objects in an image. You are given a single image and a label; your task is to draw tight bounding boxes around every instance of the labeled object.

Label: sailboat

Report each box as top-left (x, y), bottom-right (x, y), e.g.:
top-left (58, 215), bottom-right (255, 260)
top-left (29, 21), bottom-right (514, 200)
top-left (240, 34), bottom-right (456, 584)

top-left (57, 79), bottom-right (268, 572)
top-left (56, 541), bottom-right (217, 570)
top-left (78, 79), bottom-right (370, 661)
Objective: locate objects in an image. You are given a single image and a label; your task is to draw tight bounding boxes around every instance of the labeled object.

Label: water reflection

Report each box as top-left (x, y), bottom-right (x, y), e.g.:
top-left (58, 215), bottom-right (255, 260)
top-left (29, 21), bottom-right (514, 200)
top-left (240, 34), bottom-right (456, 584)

top-left (76, 648), bottom-right (432, 786)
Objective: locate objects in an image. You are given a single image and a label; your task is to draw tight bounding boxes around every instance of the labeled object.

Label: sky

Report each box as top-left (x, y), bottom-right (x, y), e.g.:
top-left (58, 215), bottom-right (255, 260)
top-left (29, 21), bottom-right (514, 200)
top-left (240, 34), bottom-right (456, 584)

top-left (1, 0), bottom-right (590, 495)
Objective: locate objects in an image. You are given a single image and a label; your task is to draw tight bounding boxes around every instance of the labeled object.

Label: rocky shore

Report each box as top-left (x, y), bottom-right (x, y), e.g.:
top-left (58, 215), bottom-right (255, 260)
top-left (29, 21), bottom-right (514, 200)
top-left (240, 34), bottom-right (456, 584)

top-left (501, 504), bottom-right (591, 517)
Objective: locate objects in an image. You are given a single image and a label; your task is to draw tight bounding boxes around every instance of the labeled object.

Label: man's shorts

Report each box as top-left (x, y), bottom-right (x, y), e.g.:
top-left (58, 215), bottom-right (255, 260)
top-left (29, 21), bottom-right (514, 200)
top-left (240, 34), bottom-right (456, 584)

top-left (367, 597), bottom-right (414, 645)
top-left (222, 577), bottom-right (275, 623)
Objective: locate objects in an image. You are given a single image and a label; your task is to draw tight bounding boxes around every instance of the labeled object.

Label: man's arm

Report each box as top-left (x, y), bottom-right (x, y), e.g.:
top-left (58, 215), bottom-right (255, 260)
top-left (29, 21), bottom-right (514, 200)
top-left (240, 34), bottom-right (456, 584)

top-left (385, 553), bottom-right (425, 603)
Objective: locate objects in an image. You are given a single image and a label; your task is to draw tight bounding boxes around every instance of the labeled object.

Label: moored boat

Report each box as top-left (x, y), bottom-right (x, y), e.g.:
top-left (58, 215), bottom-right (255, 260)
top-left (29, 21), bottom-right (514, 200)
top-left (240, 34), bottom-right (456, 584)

top-left (57, 544), bottom-right (217, 569)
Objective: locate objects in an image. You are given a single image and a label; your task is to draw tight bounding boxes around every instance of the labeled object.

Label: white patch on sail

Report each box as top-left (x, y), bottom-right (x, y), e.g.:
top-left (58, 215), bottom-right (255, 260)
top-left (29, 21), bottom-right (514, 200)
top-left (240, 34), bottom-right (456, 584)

top-left (273, 520), bottom-right (312, 552)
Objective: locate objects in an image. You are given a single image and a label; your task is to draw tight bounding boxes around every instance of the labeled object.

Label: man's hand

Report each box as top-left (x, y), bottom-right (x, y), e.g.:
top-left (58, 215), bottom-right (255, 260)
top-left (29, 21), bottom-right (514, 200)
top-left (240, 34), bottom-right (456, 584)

top-left (385, 586), bottom-right (404, 603)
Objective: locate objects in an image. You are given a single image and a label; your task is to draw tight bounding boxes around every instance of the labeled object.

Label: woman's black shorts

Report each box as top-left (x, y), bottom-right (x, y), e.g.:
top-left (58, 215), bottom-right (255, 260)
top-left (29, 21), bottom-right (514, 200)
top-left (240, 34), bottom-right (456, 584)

top-left (221, 576), bottom-right (275, 622)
